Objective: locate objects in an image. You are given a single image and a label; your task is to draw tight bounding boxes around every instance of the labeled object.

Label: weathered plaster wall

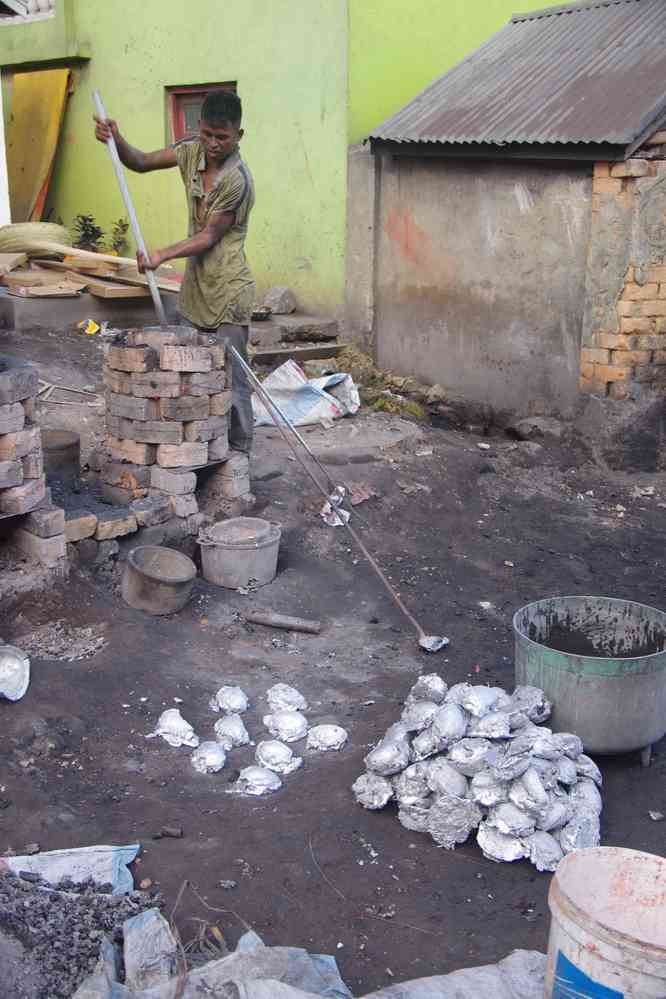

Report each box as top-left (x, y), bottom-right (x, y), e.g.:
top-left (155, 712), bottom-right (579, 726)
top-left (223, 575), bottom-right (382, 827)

top-left (372, 156), bottom-right (592, 418)
top-left (46, 0), bottom-right (348, 314)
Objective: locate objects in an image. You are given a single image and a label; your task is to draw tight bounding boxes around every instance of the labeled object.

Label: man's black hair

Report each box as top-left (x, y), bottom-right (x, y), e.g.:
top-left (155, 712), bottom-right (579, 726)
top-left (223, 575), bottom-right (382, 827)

top-left (201, 90), bottom-right (242, 128)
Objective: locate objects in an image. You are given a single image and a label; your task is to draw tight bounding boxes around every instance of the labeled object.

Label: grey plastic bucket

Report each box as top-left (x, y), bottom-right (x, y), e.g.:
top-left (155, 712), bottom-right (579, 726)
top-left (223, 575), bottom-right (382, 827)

top-left (198, 517), bottom-right (281, 589)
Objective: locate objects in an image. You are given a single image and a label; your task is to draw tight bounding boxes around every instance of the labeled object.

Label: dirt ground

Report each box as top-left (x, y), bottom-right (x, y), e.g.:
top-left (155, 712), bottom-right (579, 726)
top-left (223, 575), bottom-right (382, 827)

top-left (1, 324), bottom-right (666, 995)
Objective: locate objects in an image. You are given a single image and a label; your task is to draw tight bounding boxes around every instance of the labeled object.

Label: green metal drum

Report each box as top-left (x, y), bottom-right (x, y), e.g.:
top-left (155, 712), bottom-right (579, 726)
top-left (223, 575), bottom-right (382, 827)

top-left (514, 596), bottom-right (666, 758)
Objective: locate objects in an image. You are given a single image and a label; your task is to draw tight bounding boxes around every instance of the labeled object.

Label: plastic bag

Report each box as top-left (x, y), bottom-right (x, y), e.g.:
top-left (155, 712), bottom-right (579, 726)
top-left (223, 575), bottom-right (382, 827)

top-left (489, 736), bottom-right (533, 782)
top-left (256, 739), bottom-right (303, 774)
top-left (531, 732), bottom-right (563, 761)
top-left (507, 686), bottom-right (551, 725)
top-left (569, 778), bottom-right (602, 815)
top-left (487, 802), bottom-right (536, 838)
top-left (406, 674), bottom-right (447, 705)
top-left (470, 771), bottom-right (509, 808)
top-left (427, 792), bottom-right (482, 849)
top-left (266, 683), bottom-right (308, 712)
top-left (398, 800), bottom-right (432, 833)
top-left (477, 821), bottom-right (528, 863)
top-left (525, 831), bottom-right (563, 873)
top-left (553, 733), bottom-right (583, 760)
top-left (555, 756), bottom-right (578, 786)
top-left (352, 773), bottom-right (393, 810)
top-left (230, 765), bottom-right (282, 796)
top-left (558, 807), bottom-right (600, 853)
top-left (365, 723), bottom-right (411, 776)
top-left (263, 709), bottom-right (309, 743)
top-left (191, 741), bottom-right (226, 773)
top-left (462, 686), bottom-right (501, 718)
top-left (576, 753), bottom-right (603, 786)
top-left (426, 758), bottom-right (468, 798)
top-left (508, 768), bottom-right (549, 815)
top-left (468, 711), bottom-right (511, 740)
top-left (146, 708), bottom-right (199, 749)
top-left (210, 685), bottom-right (249, 714)
top-left (306, 724), bottom-right (348, 752)
top-left (445, 682), bottom-right (473, 706)
top-left (447, 738), bottom-right (493, 776)
top-left (123, 909), bottom-right (178, 992)
top-left (400, 700), bottom-right (439, 733)
top-left (393, 763), bottom-right (430, 805)
top-left (214, 713), bottom-right (250, 749)
top-left (0, 645), bottom-right (30, 702)
top-left (536, 794), bottom-right (572, 833)
top-left (432, 703), bottom-right (468, 745)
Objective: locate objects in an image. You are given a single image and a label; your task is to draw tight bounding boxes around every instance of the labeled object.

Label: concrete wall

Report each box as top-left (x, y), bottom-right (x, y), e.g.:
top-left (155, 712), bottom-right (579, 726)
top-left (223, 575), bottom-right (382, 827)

top-left (371, 155), bottom-right (593, 418)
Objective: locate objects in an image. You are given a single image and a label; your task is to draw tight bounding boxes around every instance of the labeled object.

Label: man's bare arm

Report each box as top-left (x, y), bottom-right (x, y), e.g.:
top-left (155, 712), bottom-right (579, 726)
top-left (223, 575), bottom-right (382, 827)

top-left (137, 211), bottom-right (234, 271)
top-left (93, 116), bottom-right (177, 173)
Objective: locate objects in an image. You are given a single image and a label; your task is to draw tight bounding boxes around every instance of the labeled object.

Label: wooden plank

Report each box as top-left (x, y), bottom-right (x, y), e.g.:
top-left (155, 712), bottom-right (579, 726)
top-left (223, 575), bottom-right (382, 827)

top-left (65, 270), bottom-right (150, 299)
top-left (33, 257), bottom-right (180, 293)
top-left (0, 252), bottom-right (27, 275)
top-left (9, 283), bottom-right (83, 298)
top-left (251, 343), bottom-right (342, 365)
top-left (2, 269), bottom-right (71, 288)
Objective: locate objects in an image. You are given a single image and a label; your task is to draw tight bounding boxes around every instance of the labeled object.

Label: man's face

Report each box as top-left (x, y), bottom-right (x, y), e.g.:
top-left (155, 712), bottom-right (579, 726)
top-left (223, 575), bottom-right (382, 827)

top-left (199, 119), bottom-right (243, 163)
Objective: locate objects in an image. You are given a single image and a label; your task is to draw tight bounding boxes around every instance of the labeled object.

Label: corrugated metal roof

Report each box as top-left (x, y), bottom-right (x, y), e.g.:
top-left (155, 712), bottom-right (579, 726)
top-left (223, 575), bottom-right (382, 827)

top-left (370, 0), bottom-right (666, 151)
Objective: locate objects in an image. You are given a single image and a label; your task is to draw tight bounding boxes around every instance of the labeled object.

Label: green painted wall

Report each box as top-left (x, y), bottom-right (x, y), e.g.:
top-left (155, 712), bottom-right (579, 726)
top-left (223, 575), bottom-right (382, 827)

top-left (0, 0), bottom-right (87, 69)
top-left (48, 0), bottom-right (348, 314)
top-left (348, 0), bottom-right (563, 143)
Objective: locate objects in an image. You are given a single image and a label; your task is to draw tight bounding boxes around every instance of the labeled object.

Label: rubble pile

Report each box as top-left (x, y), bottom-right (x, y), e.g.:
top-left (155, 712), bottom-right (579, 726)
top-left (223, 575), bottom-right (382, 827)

top-left (353, 677), bottom-right (602, 871)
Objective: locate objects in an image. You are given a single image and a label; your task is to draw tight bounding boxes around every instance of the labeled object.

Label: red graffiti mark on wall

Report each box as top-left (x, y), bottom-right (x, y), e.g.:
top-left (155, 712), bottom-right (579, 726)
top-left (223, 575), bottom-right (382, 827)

top-left (385, 208), bottom-right (433, 269)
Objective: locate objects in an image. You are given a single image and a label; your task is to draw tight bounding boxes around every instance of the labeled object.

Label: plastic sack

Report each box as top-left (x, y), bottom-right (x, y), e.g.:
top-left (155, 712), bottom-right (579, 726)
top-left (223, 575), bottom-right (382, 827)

top-left (531, 732), bottom-right (563, 761)
top-left (191, 741), bottom-right (226, 774)
top-left (410, 727), bottom-right (439, 762)
top-left (447, 738), bottom-right (493, 776)
top-left (507, 686), bottom-right (551, 725)
top-left (470, 771), bottom-right (509, 808)
top-left (427, 792), bottom-right (482, 849)
top-left (210, 685), bottom-right (249, 714)
top-left (146, 708), bottom-right (199, 749)
top-left (558, 807), bottom-right (601, 853)
top-left (489, 736), bottom-right (533, 782)
top-left (393, 763), bottom-right (430, 805)
top-left (0, 645), bottom-right (30, 702)
top-left (477, 821), bottom-right (529, 864)
top-left (306, 724), bottom-right (348, 752)
top-left (123, 909), bottom-right (178, 992)
top-left (365, 723), bottom-right (411, 776)
top-left (431, 703), bottom-right (468, 746)
top-left (400, 700), bottom-right (439, 733)
top-left (352, 773), bottom-right (393, 810)
top-left (266, 683), bottom-right (308, 712)
top-left (525, 831), bottom-right (563, 873)
top-left (461, 686), bottom-right (501, 718)
top-left (4, 843), bottom-right (140, 896)
top-left (406, 674), bottom-right (447, 705)
top-left (468, 711), bottom-right (511, 740)
top-left (252, 359), bottom-right (360, 428)
top-left (214, 713), bottom-right (250, 749)
top-left (576, 753), bottom-right (603, 786)
top-left (555, 756), bottom-right (578, 785)
top-left (553, 733), bottom-right (583, 760)
top-left (263, 709), bottom-right (309, 743)
top-left (445, 682), bottom-right (474, 705)
top-left (569, 778), bottom-right (602, 815)
top-left (230, 766), bottom-right (282, 796)
top-left (426, 758), bottom-right (468, 799)
top-left (536, 794), bottom-right (572, 833)
top-left (508, 768), bottom-right (549, 816)
top-left (256, 739), bottom-right (303, 774)
top-left (488, 802), bottom-right (536, 838)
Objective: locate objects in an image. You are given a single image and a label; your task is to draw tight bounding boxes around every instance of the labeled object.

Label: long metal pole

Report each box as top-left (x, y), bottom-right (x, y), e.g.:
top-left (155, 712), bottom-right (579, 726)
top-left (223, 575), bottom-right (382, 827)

top-left (92, 90), bottom-right (167, 326)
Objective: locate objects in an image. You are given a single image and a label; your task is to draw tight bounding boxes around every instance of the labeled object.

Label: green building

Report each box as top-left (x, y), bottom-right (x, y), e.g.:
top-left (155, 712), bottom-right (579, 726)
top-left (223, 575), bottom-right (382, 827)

top-left (1, 0), bottom-right (556, 314)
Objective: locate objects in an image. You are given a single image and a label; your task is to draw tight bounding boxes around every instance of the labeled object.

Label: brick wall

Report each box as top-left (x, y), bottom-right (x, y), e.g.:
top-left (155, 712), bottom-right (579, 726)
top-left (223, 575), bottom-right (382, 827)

top-left (581, 158), bottom-right (666, 400)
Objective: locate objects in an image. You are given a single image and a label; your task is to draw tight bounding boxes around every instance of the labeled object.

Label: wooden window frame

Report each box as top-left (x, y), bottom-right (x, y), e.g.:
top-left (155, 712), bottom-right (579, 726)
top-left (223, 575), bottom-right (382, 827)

top-left (166, 82), bottom-right (237, 143)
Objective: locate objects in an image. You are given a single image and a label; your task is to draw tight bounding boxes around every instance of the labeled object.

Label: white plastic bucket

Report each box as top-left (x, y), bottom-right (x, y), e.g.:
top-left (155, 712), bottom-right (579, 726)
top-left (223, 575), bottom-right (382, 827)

top-left (546, 847), bottom-right (666, 998)
top-left (198, 517), bottom-right (281, 589)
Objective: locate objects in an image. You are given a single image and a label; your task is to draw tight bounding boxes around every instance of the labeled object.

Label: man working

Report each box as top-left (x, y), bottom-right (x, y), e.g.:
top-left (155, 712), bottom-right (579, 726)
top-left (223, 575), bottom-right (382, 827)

top-left (94, 90), bottom-right (255, 454)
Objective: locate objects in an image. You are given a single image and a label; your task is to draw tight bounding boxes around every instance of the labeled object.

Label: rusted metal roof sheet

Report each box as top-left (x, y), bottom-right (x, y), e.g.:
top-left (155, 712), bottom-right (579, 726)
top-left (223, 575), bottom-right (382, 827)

top-left (370, 0), bottom-right (666, 152)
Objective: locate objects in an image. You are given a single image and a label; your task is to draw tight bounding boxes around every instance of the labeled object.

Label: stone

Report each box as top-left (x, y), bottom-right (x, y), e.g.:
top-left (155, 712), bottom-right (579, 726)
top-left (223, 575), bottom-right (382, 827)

top-left (105, 436), bottom-right (157, 466)
top-left (130, 370), bottom-right (181, 398)
top-left (593, 177), bottom-right (623, 195)
top-left (95, 539), bottom-right (120, 564)
top-left (127, 327), bottom-right (199, 349)
top-left (64, 510), bottom-right (98, 542)
top-left (509, 417), bottom-right (564, 442)
top-left (22, 449), bottom-right (43, 480)
top-left (0, 402), bottom-right (24, 434)
top-left (101, 482), bottom-right (146, 506)
top-left (159, 395), bottom-right (210, 421)
top-left (208, 435), bottom-right (230, 461)
top-left (157, 442), bottom-right (208, 467)
top-left (24, 504), bottom-right (65, 538)
top-left (181, 370), bottom-right (226, 395)
top-left (107, 416), bottom-right (184, 445)
top-left (0, 424), bottom-right (40, 460)
top-left (0, 356), bottom-right (39, 405)
top-left (0, 475), bottom-right (45, 514)
top-left (276, 315), bottom-right (338, 343)
top-left (160, 345), bottom-right (212, 372)
top-left (13, 527), bottom-right (66, 566)
top-left (101, 461), bottom-right (152, 490)
top-left (263, 285), bottom-right (297, 314)
top-left (76, 538), bottom-right (99, 564)
top-left (209, 391), bottom-right (232, 416)
top-left (106, 345), bottom-right (158, 373)
top-left (130, 494), bottom-right (172, 526)
top-left (168, 493), bottom-right (198, 518)
top-left (184, 415), bottom-right (227, 442)
top-left (0, 460), bottom-right (23, 489)
top-left (150, 466), bottom-right (197, 495)
top-left (107, 392), bottom-right (160, 421)
top-left (103, 368), bottom-right (133, 395)
top-left (95, 509), bottom-right (138, 541)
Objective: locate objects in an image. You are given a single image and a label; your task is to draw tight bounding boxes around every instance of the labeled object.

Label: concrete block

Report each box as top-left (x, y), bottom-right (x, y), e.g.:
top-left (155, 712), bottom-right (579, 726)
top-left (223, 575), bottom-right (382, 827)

top-left (106, 436), bottom-right (157, 465)
top-left (160, 345), bottom-right (212, 372)
top-left (593, 163), bottom-right (610, 178)
top-left (130, 493), bottom-right (172, 526)
top-left (620, 317), bottom-right (654, 334)
top-left (658, 318), bottom-right (666, 334)
top-left (209, 391), bottom-right (232, 416)
top-left (103, 368), bottom-right (133, 395)
top-left (216, 452), bottom-right (249, 478)
top-left (130, 370), bottom-right (181, 398)
top-left (0, 356), bottom-right (39, 405)
top-left (107, 415), bottom-right (183, 445)
top-left (610, 159), bottom-right (649, 178)
top-left (101, 461), bottom-right (152, 490)
top-left (624, 282), bottom-right (659, 300)
top-left (127, 327), bottom-right (199, 349)
top-left (159, 395), bottom-right (209, 421)
top-left (593, 364), bottom-right (630, 383)
top-left (184, 415), bottom-right (228, 442)
top-left (581, 347), bottom-right (610, 365)
top-left (0, 475), bottom-right (45, 514)
top-left (0, 402), bottom-right (24, 434)
top-left (169, 493), bottom-right (198, 518)
top-left (95, 509), bottom-right (138, 540)
top-left (636, 334), bottom-right (666, 350)
top-left (101, 481), bottom-right (147, 506)
top-left (150, 465), bottom-right (196, 495)
top-left (214, 475), bottom-right (250, 499)
top-left (616, 301), bottom-right (638, 317)
top-left (594, 177), bottom-right (623, 195)
top-left (0, 460), bottom-right (23, 488)
top-left (610, 349), bottom-right (652, 367)
top-left (22, 449), bottom-right (44, 480)
top-left (181, 370), bottom-right (226, 395)
top-left (157, 442), bottom-right (207, 467)
top-left (64, 509), bottom-right (98, 542)
top-left (645, 265), bottom-right (666, 284)
top-left (0, 424), bottom-right (41, 460)
top-left (641, 300), bottom-right (666, 317)
top-left (24, 504), bottom-right (65, 538)
top-left (107, 345), bottom-right (158, 373)
top-left (208, 435), bottom-right (230, 461)
top-left (596, 333), bottom-right (637, 350)
top-left (107, 392), bottom-right (160, 421)
top-left (13, 527), bottom-right (66, 566)
top-left (208, 345), bottom-right (226, 368)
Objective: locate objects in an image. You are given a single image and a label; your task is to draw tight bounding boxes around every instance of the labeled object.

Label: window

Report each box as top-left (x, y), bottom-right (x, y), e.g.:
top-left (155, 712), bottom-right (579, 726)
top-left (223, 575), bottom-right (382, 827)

top-left (166, 83), bottom-right (237, 143)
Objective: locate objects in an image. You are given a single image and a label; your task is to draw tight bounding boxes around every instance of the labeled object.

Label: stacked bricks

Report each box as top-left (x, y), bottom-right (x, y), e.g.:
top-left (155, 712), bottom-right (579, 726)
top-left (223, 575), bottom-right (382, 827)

top-left (0, 355), bottom-right (67, 567)
top-left (99, 327), bottom-right (232, 540)
top-left (581, 159), bottom-right (666, 399)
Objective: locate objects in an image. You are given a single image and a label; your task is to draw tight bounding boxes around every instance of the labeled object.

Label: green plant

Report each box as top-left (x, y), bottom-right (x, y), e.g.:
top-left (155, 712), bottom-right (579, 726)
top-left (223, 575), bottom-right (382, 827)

top-left (109, 217), bottom-right (130, 255)
top-left (71, 213), bottom-right (105, 252)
